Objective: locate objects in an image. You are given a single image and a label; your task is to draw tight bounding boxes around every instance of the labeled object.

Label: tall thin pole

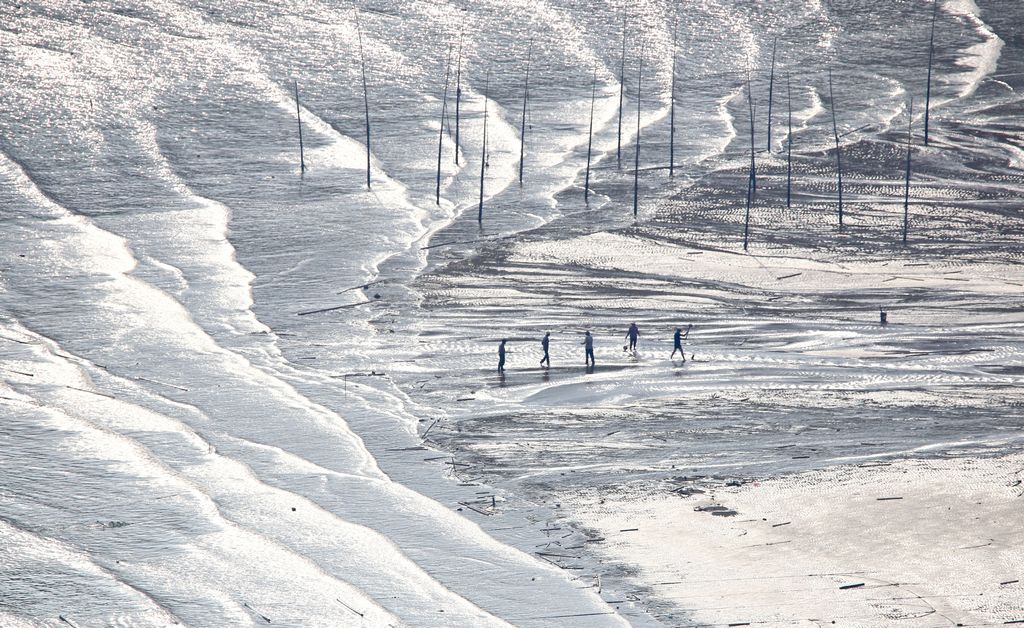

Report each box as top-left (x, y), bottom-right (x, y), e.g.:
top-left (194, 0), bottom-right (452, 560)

top-left (478, 69), bottom-right (489, 223)
top-left (436, 45), bottom-right (452, 205)
top-left (455, 32), bottom-right (463, 165)
top-left (767, 37), bottom-right (777, 152)
top-left (294, 80), bottom-right (306, 174)
top-left (669, 20), bottom-right (677, 177)
top-left (786, 72), bottom-right (792, 209)
top-left (829, 68), bottom-right (843, 229)
top-left (633, 43), bottom-right (644, 218)
top-left (616, 9), bottom-right (627, 168)
top-left (585, 65), bottom-right (597, 204)
top-left (744, 73), bottom-right (755, 251)
top-left (903, 97), bottom-right (914, 244)
top-left (357, 16), bottom-right (371, 189)
top-left (519, 40), bottom-right (533, 185)
top-left (924, 0), bottom-right (937, 146)
top-left (748, 71), bottom-right (757, 205)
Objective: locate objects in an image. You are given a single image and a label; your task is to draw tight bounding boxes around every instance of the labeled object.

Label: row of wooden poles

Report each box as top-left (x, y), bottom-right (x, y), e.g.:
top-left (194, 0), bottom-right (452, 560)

top-left (291, 3), bottom-right (939, 248)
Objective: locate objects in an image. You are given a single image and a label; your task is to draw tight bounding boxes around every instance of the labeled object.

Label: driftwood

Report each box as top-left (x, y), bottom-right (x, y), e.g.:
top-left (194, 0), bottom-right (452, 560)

top-left (297, 302), bottom-right (370, 316)
top-left (421, 418), bottom-right (440, 440)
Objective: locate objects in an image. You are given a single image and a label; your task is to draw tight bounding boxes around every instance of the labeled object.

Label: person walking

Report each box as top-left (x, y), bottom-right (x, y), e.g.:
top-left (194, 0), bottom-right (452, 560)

top-left (583, 331), bottom-right (595, 367)
top-left (671, 324), bottom-right (692, 360)
top-left (498, 339), bottom-right (507, 373)
top-left (625, 322), bottom-right (640, 352)
top-left (540, 332), bottom-right (550, 368)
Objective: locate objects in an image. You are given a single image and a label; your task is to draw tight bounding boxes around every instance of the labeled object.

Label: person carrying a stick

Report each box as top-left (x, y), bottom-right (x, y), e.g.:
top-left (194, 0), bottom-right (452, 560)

top-left (672, 324), bottom-right (692, 360)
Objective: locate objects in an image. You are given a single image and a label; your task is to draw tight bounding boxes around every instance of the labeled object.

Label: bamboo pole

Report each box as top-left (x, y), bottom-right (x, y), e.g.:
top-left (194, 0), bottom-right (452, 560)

top-left (632, 42), bottom-right (644, 218)
top-left (924, 0), bottom-right (937, 146)
top-left (478, 69), bottom-right (490, 223)
top-left (455, 32), bottom-right (463, 165)
top-left (767, 37), bottom-right (777, 152)
top-left (294, 80), bottom-right (306, 174)
top-left (519, 40), bottom-right (533, 185)
top-left (786, 72), bottom-right (792, 208)
top-left (585, 65), bottom-right (597, 204)
top-left (669, 20), bottom-right (677, 178)
top-left (436, 45), bottom-right (453, 205)
top-left (828, 68), bottom-right (843, 228)
top-left (903, 97), bottom-right (914, 244)
top-left (616, 9), bottom-right (627, 168)
top-left (749, 73), bottom-right (757, 249)
top-left (748, 71), bottom-right (757, 205)
top-left (357, 16), bottom-right (371, 189)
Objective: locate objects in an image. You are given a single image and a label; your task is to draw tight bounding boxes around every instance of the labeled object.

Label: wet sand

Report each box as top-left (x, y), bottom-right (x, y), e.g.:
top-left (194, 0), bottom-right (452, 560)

top-left (574, 454), bottom-right (1024, 626)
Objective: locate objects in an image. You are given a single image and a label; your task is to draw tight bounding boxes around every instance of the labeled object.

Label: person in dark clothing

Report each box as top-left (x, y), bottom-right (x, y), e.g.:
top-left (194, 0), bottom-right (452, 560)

top-left (583, 331), bottom-right (595, 367)
top-left (625, 322), bottom-right (640, 352)
top-left (540, 332), bottom-right (550, 368)
top-left (497, 339), bottom-right (507, 373)
top-left (671, 324), bottom-right (692, 360)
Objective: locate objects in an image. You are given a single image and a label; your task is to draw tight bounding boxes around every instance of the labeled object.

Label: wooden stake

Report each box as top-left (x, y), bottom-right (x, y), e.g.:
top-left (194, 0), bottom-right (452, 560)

top-left (585, 65), bottom-right (597, 203)
top-left (519, 40), bottom-right (533, 185)
top-left (436, 45), bottom-right (453, 205)
top-left (903, 96), bottom-right (914, 244)
top-left (294, 80), bottom-right (306, 174)
top-left (478, 69), bottom-right (490, 223)
top-left (828, 68), bottom-right (843, 228)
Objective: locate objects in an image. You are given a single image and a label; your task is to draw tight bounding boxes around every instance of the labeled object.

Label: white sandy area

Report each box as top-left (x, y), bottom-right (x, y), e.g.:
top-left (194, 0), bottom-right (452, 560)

top-left (512, 232), bottom-right (1024, 296)
top-left (574, 454), bottom-right (1024, 626)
